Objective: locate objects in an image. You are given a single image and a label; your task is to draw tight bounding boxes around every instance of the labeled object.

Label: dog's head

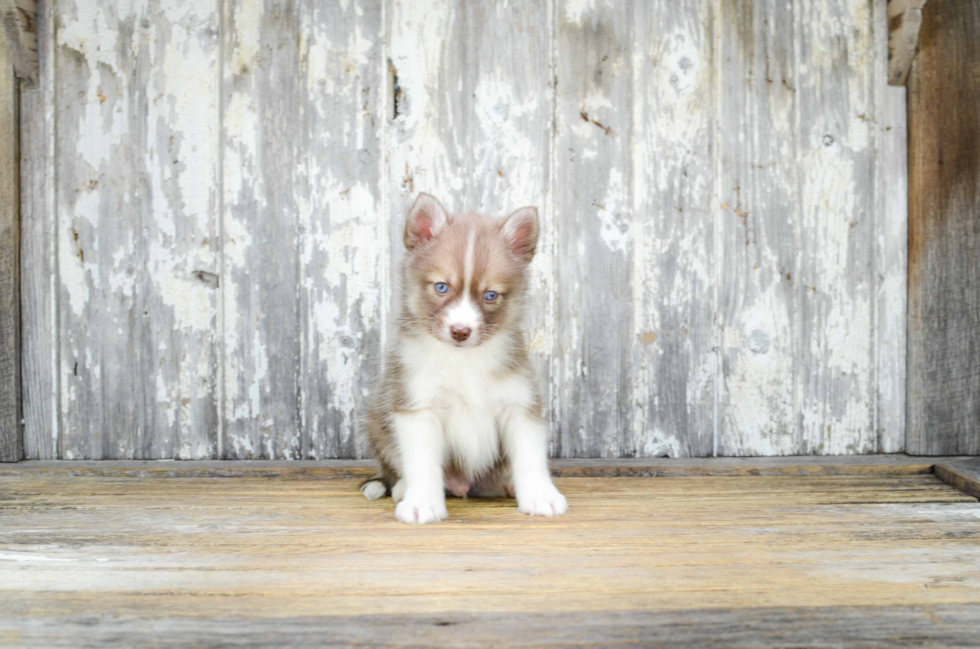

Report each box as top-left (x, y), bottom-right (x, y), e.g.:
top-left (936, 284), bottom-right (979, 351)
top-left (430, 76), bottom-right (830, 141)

top-left (400, 193), bottom-right (538, 348)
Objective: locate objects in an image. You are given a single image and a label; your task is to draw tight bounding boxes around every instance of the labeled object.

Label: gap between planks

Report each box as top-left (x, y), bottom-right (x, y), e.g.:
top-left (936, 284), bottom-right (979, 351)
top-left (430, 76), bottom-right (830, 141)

top-left (3, 455), bottom-right (979, 501)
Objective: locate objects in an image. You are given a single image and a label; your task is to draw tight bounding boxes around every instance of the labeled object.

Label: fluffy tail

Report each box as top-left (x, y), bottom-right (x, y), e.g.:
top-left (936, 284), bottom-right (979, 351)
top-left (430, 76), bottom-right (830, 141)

top-left (360, 474), bottom-right (388, 500)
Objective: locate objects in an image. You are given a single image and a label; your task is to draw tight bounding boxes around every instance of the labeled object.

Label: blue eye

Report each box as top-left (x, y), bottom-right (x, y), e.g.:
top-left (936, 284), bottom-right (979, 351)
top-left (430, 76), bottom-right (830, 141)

top-left (434, 282), bottom-right (449, 294)
top-left (483, 290), bottom-right (499, 302)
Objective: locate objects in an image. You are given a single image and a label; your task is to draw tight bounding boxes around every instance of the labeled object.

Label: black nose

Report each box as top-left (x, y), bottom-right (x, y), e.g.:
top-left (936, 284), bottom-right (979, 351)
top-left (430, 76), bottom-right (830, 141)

top-left (450, 326), bottom-right (471, 342)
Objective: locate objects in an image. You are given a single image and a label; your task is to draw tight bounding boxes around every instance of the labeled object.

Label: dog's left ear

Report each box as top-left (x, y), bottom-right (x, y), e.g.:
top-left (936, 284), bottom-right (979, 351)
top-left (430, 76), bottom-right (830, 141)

top-left (502, 206), bottom-right (539, 263)
top-left (404, 193), bottom-right (449, 250)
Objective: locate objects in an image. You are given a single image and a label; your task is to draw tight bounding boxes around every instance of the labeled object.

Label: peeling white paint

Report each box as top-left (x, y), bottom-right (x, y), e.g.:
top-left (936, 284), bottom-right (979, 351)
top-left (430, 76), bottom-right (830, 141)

top-left (32, 0), bottom-right (904, 460)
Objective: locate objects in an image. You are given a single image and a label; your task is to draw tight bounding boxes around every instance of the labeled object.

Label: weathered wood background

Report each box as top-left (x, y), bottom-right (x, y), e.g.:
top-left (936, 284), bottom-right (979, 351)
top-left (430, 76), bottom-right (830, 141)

top-left (906, 0), bottom-right (980, 455)
top-left (20, 0), bottom-right (909, 460)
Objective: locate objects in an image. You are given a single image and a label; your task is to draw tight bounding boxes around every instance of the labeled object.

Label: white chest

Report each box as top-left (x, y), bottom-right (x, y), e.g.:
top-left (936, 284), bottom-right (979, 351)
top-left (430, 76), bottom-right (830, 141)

top-left (398, 336), bottom-right (532, 476)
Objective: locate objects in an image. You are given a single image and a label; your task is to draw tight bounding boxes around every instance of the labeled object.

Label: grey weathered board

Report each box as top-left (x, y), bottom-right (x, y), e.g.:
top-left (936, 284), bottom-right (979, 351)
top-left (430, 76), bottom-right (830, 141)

top-left (19, 0), bottom-right (909, 459)
top-left (1, 20), bottom-right (21, 462)
top-left (907, 0), bottom-right (980, 456)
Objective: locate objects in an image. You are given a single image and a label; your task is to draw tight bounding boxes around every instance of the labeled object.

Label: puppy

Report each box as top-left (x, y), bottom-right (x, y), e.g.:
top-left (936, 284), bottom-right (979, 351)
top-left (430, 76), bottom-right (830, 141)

top-left (361, 193), bottom-right (567, 524)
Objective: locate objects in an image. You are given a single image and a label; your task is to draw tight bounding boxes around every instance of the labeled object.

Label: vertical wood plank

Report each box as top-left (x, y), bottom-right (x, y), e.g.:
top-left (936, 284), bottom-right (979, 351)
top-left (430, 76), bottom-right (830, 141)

top-left (628, 0), bottom-right (715, 457)
top-left (297, 0), bottom-right (384, 459)
top-left (221, 0), bottom-right (302, 459)
top-left (18, 1), bottom-right (911, 460)
top-left (796, 0), bottom-right (877, 454)
top-left (140, 0), bottom-right (221, 459)
top-left (19, 0), bottom-right (54, 459)
top-left (875, 0), bottom-right (908, 453)
top-left (716, 0), bottom-right (801, 455)
top-left (55, 0), bottom-right (221, 459)
top-left (797, 0), bottom-right (877, 455)
top-left (55, 0), bottom-right (145, 458)
top-left (907, 0), bottom-right (980, 455)
top-left (0, 20), bottom-right (22, 462)
top-left (386, 0), bottom-right (553, 444)
top-left (553, 0), bottom-right (633, 457)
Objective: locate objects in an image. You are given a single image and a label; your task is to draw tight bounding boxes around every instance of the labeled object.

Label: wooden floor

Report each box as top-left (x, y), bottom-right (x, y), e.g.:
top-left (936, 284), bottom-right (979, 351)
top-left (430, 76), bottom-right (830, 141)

top-left (2, 461), bottom-right (980, 646)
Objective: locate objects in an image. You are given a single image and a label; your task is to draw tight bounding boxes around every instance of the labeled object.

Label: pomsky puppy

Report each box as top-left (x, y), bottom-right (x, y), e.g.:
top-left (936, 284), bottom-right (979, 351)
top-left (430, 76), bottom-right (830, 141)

top-left (361, 193), bottom-right (567, 524)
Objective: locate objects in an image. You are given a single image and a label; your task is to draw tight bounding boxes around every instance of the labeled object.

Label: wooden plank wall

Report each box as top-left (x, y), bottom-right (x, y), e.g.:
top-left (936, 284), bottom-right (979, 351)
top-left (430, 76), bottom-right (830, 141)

top-left (907, 0), bottom-right (980, 455)
top-left (19, 0), bottom-right (909, 459)
top-left (1, 20), bottom-right (22, 462)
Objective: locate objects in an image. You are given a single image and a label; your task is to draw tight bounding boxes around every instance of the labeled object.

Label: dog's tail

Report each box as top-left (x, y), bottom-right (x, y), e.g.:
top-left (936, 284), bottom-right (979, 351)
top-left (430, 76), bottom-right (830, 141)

top-left (359, 474), bottom-right (388, 500)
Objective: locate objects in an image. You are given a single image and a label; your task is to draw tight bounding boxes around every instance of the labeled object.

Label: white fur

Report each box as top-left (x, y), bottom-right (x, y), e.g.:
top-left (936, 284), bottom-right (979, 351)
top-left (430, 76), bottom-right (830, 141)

top-left (441, 229), bottom-right (482, 345)
top-left (443, 297), bottom-right (482, 342)
top-left (391, 332), bottom-right (565, 522)
top-left (391, 479), bottom-right (406, 503)
top-left (397, 334), bottom-right (532, 484)
top-left (360, 480), bottom-right (387, 500)
top-left (392, 410), bottom-right (448, 524)
top-left (501, 407), bottom-right (568, 517)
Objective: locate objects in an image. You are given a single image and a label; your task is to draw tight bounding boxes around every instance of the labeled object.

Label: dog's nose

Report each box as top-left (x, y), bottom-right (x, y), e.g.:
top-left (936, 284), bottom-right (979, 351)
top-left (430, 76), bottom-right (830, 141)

top-left (450, 325), bottom-right (471, 342)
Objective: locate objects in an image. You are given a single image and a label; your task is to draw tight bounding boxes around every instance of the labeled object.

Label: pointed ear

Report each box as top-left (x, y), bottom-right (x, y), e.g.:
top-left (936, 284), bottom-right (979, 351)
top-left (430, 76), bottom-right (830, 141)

top-left (404, 193), bottom-right (449, 250)
top-left (501, 206), bottom-right (539, 263)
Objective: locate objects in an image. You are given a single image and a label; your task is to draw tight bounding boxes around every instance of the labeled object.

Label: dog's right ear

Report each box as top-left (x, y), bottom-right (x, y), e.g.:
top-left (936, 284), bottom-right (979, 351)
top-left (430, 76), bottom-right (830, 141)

top-left (404, 193), bottom-right (449, 250)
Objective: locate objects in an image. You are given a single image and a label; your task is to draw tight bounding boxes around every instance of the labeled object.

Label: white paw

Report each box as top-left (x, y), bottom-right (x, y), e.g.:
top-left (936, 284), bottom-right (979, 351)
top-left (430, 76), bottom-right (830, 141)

top-left (361, 480), bottom-right (387, 500)
top-left (517, 482), bottom-right (568, 517)
top-left (395, 494), bottom-right (448, 524)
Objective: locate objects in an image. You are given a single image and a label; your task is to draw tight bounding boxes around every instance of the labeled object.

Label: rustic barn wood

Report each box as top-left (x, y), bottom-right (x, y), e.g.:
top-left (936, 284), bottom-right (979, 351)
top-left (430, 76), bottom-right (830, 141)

top-left (627, 0), bottom-right (716, 458)
top-left (0, 20), bottom-right (21, 462)
top-left (1, 469), bottom-right (978, 644)
top-left (907, 0), bottom-right (980, 456)
top-left (715, 0), bottom-right (801, 456)
top-left (19, 2), bottom-right (911, 459)
top-left (386, 0), bottom-right (553, 452)
top-left (0, 0), bottom-right (36, 87)
top-left (5, 605), bottom-right (980, 648)
top-left (18, 0), bottom-right (52, 459)
top-left (887, 0), bottom-right (927, 86)
top-left (934, 458), bottom-right (980, 500)
top-left (222, 0), bottom-right (304, 460)
top-left (876, 0), bottom-right (910, 453)
top-left (6, 454), bottom-right (972, 479)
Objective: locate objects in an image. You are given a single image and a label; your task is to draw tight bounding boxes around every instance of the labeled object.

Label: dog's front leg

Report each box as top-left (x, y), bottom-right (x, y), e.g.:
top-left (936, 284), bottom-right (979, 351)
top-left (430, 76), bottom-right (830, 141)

top-left (501, 407), bottom-right (567, 517)
top-left (392, 410), bottom-right (448, 524)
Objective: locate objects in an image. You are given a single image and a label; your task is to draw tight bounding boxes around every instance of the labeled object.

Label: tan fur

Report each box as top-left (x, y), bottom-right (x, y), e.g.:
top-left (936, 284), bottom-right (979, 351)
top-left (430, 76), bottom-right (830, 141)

top-left (364, 196), bottom-right (541, 498)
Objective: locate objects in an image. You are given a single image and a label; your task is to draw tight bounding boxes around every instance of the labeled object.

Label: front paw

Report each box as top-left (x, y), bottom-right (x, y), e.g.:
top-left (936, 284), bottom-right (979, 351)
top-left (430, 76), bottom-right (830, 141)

top-left (517, 482), bottom-right (568, 517)
top-left (395, 493), bottom-right (448, 524)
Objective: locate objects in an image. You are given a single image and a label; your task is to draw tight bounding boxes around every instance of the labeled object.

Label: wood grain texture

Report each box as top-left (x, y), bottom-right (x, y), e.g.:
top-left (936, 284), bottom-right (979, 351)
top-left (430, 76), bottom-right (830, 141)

top-left (718, 0), bottom-right (880, 456)
top-left (221, 0), bottom-right (302, 459)
top-left (54, 0), bottom-right (142, 459)
top-left (0, 0), bottom-right (37, 86)
top-left (887, 0), bottom-right (927, 86)
top-left (796, 0), bottom-right (877, 455)
top-left (629, 0), bottom-right (715, 458)
top-left (4, 605), bottom-right (980, 648)
top-left (0, 20), bottom-right (21, 462)
top-left (18, 0), bottom-right (54, 459)
top-left (53, 0), bottom-right (221, 460)
top-left (553, 0), bottom-right (633, 457)
top-left (19, 2), bottom-right (913, 459)
top-left (385, 0), bottom-right (553, 452)
top-left (0, 472), bottom-right (978, 645)
top-left (907, 0), bottom-right (980, 456)
top-left (296, 0), bottom-right (384, 460)
top-left (139, 0), bottom-right (222, 460)
top-left (9, 454), bottom-right (975, 479)
top-left (876, 0), bottom-right (909, 453)
top-left (934, 459), bottom-right (980, 500)
top-left (716, 0), bottom-right (801, 456)
top-left (222, 0), bottom-right (385, 460)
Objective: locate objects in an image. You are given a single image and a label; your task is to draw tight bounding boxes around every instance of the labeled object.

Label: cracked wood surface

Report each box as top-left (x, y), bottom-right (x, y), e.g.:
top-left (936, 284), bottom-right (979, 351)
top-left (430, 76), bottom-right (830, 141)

top-left (0, 469), bottom-right (978, 645)
top-left (19, 1), bottom-right (909, 459)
